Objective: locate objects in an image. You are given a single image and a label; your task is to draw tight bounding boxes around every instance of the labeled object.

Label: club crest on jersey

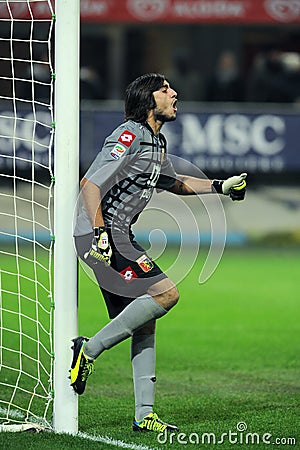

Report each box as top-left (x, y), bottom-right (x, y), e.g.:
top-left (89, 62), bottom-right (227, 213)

top-left (119, 266), bottom-right (138, 283)
top-left (118, 130), bottom-right (136, 147)
top-left (109, 143), bottom-right (127, 160)
top-left (136, 254), bottom-right (154, 273)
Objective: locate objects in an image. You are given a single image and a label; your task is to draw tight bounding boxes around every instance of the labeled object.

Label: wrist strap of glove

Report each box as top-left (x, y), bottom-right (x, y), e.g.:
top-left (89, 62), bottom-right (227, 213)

top-left (211, 179), bottom-right (223, 194)
top-left (93, 226), bottom-right (106, 239)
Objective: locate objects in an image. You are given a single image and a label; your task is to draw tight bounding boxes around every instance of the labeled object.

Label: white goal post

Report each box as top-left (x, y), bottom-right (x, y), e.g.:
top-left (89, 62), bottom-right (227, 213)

top-left (0, 0), bottom-right (80, 433)
top-left (53, 0), bottom-right (80, 434)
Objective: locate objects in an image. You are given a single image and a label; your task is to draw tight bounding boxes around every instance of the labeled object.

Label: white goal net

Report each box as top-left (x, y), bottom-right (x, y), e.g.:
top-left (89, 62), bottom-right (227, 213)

top-left (0, 0), bottom-right (55, 429)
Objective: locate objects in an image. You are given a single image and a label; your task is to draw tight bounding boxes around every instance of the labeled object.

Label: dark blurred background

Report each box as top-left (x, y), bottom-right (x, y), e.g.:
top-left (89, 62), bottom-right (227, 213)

top-left (79, 22), bottom-right (300, 104)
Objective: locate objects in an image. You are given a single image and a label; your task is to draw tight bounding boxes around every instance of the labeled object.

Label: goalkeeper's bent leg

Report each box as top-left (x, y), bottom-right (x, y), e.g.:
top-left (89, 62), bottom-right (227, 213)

top-left (83, 294), bottom-right (167, 360)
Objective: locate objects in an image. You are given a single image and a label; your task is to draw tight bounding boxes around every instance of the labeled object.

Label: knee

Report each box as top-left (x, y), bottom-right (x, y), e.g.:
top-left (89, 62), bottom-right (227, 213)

top-left (168, 286), bottom-right (180, 309)
top-left (148, 278), bottom-right (180, 311)
top-left (153, 286), bottom-right (179, 311)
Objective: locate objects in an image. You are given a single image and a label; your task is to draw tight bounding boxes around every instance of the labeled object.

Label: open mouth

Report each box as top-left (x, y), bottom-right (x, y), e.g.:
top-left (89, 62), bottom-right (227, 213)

top-left (172, 100), bottom-right (178, 112)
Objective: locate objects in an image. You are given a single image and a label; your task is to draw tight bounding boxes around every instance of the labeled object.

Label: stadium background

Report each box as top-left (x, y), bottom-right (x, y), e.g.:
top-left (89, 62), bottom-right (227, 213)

top-left (1, 0), bottom-right (300, 246)
top-left (0, 1), bottom-right (299, 448)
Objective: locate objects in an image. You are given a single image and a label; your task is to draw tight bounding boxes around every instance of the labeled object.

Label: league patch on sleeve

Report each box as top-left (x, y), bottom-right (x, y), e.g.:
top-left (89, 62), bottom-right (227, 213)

top-left (109, 143), bottom-right (127, 160)
top-left (118, 130), bottom-right (136, 147)
top-left (136, 254), bottom-right (154, 273)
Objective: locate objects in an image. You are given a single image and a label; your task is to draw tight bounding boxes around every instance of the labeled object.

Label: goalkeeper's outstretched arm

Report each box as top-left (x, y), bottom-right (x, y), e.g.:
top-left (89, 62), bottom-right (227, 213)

top-left (169, 175), bottom-right (213, 195)
top-left (169, 173), bottom-right (247, 201)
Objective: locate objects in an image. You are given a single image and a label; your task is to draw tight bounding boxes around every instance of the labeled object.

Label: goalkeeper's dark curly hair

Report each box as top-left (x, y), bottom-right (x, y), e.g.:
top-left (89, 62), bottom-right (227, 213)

top-left (125, 73), bottom-right (165, 123)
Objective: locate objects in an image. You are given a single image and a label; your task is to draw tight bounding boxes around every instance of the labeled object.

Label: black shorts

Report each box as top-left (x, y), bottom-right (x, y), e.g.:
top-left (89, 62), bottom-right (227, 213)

top-left (74, 232), bottom-right (166, 318)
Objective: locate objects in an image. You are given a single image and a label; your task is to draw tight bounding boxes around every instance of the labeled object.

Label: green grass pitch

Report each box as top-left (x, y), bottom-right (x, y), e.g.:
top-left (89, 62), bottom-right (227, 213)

top-left (0, 246), bottom-right (299, 449)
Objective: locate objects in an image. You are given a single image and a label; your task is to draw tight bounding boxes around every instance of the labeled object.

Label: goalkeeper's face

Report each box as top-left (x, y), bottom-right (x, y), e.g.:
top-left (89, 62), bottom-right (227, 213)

top-left (152, 81), bottom-right (178, 123)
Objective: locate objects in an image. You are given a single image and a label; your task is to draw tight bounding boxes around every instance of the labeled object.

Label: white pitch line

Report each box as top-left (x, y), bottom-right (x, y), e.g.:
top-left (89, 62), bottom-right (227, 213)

top-left (77, 431), bottom-right (160, 450)
top-left (0, 406), bottom-right (159, 450)
top-left (0, 406), bottom-right (24, 420)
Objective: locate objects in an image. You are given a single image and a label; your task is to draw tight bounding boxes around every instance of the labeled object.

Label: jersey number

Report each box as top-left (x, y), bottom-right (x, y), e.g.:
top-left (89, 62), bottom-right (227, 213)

top-left (147, 164), bottom-right (161, 187)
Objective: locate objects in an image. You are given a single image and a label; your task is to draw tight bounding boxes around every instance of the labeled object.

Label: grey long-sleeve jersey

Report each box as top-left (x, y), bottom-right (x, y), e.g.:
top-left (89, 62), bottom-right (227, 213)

top-left (74, 120), bottom-right (177, 236)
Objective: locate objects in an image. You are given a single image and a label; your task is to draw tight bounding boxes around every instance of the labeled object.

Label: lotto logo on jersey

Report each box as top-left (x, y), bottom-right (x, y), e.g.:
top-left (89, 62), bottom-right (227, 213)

top-left (110, 143), bottom-right (127, 160)
top-left (119, 266), bottom-right (138, 283)
top-left (136, 254), bottom-right (154, 273)
top-left (118, 130), bottom-right (136, 147)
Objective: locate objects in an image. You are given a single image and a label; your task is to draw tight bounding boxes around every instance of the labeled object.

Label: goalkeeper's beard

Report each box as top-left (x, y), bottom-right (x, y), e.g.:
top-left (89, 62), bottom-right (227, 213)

top-left (154, 110), bottom-right (176, 123)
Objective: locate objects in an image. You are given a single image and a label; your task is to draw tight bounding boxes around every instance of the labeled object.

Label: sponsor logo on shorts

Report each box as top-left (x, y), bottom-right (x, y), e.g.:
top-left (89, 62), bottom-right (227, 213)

top-left (109, 143), bottom-right (127, 160)
top-left (119, 266), bottom-right (138, 282)
top-left (136, 254), bottom-right (154, 273)
top-left (118, 130), bottom-right (136, 147)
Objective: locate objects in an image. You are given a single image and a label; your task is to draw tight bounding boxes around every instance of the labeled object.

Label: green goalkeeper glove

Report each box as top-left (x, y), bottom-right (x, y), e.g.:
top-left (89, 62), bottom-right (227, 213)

top-left (212, 173), bottom-right (247, 201)
top-left (84, 226), bottom-right (112, 265)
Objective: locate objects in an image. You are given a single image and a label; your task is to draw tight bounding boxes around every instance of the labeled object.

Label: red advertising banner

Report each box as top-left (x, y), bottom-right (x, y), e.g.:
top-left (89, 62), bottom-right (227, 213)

top-left (1, 0), bottom-right (300, 24)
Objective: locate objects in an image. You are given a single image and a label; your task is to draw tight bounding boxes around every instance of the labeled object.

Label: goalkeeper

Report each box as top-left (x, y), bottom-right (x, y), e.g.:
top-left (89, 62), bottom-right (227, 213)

top-left (72, 73), bottom-right (247, 432)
